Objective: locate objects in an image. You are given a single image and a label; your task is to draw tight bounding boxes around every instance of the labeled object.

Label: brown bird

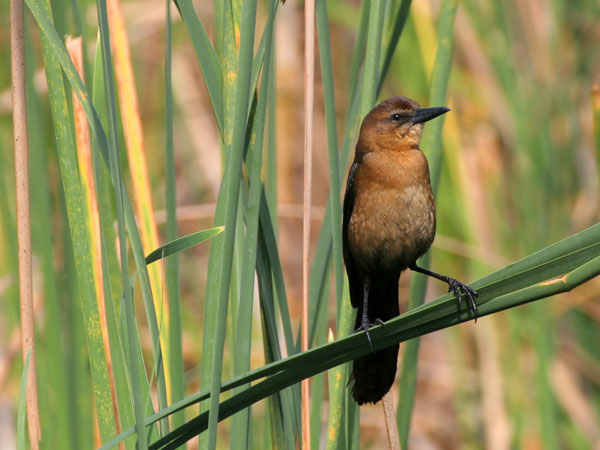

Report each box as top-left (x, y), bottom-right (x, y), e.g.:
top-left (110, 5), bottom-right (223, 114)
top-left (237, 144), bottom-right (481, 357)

top-left (343, 96), bottom-right (478, 405)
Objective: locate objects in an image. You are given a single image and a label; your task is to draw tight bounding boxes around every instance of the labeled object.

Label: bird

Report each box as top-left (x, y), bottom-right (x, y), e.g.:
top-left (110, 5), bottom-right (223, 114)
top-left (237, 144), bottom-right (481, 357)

top-left (342, 96), bottom-right (478, 405)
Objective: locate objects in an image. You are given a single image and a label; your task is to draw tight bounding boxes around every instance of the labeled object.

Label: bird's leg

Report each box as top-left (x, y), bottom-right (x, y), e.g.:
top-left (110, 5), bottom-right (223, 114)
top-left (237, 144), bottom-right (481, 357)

top-left (354, 277), bottom-right (385, 352)
top-left (409, 264), bottom-right (479, 319)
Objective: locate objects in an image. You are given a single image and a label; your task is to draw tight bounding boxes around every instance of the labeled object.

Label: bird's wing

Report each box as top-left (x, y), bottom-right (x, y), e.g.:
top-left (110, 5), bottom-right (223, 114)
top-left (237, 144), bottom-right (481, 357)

top-left (342, 153), bottom-right (363, 309)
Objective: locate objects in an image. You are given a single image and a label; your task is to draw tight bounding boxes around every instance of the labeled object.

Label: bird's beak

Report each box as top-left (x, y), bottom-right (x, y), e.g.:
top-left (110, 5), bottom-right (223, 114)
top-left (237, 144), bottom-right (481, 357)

top-left (411, 106), bottom-right (450, 124)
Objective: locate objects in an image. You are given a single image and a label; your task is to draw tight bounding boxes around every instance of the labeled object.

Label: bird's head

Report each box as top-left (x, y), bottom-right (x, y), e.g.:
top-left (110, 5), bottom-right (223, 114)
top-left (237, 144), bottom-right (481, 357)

top-left (357, 96), bottom-right (450, 152)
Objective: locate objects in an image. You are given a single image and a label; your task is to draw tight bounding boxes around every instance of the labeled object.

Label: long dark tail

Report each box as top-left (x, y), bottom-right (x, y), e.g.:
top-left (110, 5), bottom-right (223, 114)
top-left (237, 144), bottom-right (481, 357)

top-left (351, 273), bottom-right (400, 405)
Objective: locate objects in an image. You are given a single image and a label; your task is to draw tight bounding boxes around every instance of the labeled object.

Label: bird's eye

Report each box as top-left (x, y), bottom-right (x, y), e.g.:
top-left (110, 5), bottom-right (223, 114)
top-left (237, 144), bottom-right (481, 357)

top-left (391, 113), bottom-right (402, 121)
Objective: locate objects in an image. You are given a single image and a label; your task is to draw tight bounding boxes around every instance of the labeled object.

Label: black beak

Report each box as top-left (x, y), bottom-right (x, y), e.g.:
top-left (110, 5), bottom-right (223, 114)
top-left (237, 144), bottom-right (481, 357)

top-left (411, 106), bottom-right (450, 124)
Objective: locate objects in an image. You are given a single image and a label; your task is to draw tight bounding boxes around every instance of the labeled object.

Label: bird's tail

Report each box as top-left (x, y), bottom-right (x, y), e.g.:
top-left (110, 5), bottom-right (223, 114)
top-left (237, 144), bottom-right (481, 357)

top-left (351, 274), bottom-right (400, 405)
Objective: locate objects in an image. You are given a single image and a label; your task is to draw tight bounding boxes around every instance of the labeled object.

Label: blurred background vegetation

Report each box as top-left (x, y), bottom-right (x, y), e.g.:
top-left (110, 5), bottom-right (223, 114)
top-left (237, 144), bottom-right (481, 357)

top-left (1, 0), bottom-right (599, 448)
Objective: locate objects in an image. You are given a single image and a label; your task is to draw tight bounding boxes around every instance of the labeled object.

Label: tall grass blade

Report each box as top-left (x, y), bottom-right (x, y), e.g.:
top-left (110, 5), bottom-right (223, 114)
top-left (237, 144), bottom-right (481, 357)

top-left (197, 0), bottom-right (258, 446)
top-left (315, 0), bottom-right (343, 320)
top-left (96, 15), bottom-right (152, 448)
top-left (91, 38), bottom-right (145, 449)
top-left (164, 0), bottom-right (185, 434)
top-left (256, 234), bottom-right (299, 449)
top-left (106, 0), bottom-right (172, 410)
top-left (68, 35), bottom-right (125, 441)
top-left (230, 1), bottom-right (278, 447)
top-left (97, 0), bottom-right (168, 439)
top-left (29, 0), bottom-right (118, 440)
top-left (258, 189), bottom-right (302, 442)
top-left (258, 191), bottom-right (295, 353)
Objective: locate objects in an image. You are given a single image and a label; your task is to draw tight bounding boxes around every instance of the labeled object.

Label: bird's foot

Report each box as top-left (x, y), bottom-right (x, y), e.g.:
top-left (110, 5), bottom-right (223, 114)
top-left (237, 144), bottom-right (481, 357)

top-left (446, 278), bottom-right (479, 321)
top-left (354, 317), bottom-right (385, 352)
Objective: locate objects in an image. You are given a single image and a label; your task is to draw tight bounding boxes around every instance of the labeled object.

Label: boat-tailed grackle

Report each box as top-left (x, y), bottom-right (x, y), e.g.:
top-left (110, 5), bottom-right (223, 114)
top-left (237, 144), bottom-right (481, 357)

top-left (343, 96), bottom-right (478, 405)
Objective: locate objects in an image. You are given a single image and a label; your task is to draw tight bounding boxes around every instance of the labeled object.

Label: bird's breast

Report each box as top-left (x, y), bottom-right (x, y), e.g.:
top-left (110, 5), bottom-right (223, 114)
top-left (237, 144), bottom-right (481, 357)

top-left (347, 152), bottom-right (436, 274)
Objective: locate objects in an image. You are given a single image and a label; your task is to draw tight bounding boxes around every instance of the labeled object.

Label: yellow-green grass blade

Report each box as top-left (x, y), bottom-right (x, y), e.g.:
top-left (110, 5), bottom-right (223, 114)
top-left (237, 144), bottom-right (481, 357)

top-left (90, 39), bottom-right (123, 341)
top-left (63, 225), bottom-right (95, 449)
top-left (220, 6), bottom-right (250, 441)
top-left (221, 0), bottom-right (237, 154)
top-left (163, 0), bottom-right (186, 435)
top-left (94, 21), bottom-right (152, 449)
top-left (106, 0), bottom-right (172, 410)
top-left (31, 0), bottom-right (117, 441)
top-left (223, 0), bottom-right (244, 417)
top-left (96, 0), bottom-right (168, 439)
top-left (101, 0), bottom-right (172, 422)
top-left (91, 38), bottom-right (151, 449)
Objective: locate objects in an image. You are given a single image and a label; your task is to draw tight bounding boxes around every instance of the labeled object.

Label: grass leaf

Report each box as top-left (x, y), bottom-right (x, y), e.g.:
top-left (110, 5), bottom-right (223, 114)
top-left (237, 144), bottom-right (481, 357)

top-left (145, 227), bottom-right (224, 265)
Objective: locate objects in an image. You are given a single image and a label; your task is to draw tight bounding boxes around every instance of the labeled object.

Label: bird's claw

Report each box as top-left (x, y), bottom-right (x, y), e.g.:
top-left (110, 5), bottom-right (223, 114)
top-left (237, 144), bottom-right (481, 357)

top-left (354, 318), bottom-right (385, 353)
top-left (447, 279), bottom-right (479, 321)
